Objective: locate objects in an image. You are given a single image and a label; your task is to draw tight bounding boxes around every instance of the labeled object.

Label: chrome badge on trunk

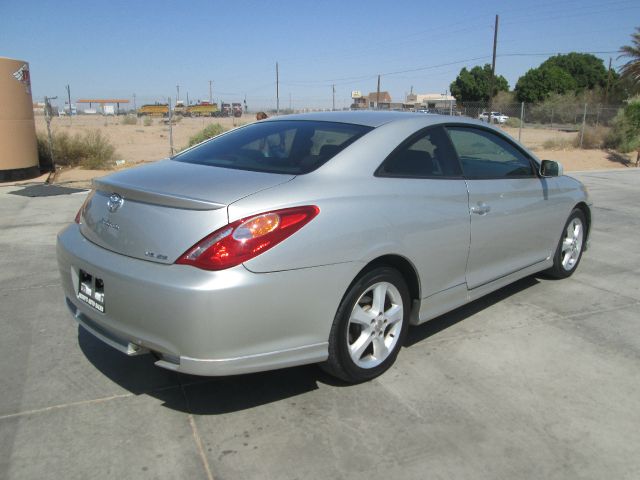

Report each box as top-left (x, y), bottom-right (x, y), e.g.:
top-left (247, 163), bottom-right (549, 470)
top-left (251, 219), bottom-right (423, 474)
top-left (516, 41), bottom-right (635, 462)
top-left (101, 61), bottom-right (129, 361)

top-left (107, 193), bottom-right (124, 213)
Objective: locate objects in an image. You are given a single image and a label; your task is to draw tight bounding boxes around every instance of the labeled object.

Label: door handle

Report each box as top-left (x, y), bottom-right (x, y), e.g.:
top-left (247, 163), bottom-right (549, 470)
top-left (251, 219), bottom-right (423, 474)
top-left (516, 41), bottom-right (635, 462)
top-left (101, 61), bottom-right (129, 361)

top-left (471, 202), bottom-right (491, 215)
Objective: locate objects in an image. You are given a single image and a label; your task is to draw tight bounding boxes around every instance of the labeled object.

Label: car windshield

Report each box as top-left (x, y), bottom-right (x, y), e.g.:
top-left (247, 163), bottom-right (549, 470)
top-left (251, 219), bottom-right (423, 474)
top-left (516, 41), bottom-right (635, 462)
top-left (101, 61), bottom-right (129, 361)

top-left (173, 120), bottom-right (373, 174)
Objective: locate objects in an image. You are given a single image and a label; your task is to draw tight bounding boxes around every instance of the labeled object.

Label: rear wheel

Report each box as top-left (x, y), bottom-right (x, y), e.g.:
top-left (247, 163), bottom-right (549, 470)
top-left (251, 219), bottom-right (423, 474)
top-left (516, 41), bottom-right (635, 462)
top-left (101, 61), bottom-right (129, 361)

top-left (322, 267), bottom-right (410, 383)
top-left (546, 208), bottom-right (586, 278)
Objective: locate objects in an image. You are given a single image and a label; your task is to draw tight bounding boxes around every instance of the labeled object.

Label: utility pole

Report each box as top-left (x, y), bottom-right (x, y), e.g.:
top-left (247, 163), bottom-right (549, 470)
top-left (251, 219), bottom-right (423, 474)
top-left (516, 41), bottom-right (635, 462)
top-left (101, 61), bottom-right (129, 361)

top-left (519, 102), bottom-right (524, 141)
top-left (168, 97), bottom-right (174, 156)
top-left (43, 96), bottom-right (57, 182)
top-left (176, 84), bottom-right (180, 102)
top-left (376, 75), bottom-right (381, 109)
top-left (132, 93), bottom-right (137, 112)
top-left (604, 57), bottom-right (612, 104)
top-left (332, 84), bottom-right (335, 111)
top-left (488, 14), bottom-right (499, 111)
top-left (276, 62), bottom-right (280, 115)
top-left (209, 80), bottom-right (213, 104)
top-left (66, 84), bottom-right (72, 124)
top-left (579, 103), bottom-right (587, 148)
top-left (186, 92), bottom-right (189, 106)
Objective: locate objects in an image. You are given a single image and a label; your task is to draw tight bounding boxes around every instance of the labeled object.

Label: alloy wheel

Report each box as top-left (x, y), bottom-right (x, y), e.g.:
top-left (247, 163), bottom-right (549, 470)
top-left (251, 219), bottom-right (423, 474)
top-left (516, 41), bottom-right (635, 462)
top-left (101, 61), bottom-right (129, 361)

top-left (346, 281), bottom-right (404, 369)
top-left (561, 217), bottom-right (584, 271)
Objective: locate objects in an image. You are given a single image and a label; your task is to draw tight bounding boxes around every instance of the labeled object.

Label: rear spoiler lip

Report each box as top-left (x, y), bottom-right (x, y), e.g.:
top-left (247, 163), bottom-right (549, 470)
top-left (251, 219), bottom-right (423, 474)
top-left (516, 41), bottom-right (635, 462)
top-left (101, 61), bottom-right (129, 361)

top-left (92, 178), bottom-right (226, 211)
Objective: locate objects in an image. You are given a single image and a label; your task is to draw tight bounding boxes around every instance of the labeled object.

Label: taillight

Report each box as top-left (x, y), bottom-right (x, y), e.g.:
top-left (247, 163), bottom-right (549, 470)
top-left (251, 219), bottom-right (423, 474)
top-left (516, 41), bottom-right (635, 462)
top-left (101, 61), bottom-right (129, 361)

top-left (74, 190), bottom-right (95, 224)
top-left (176, 205), bottom-right (319, 270)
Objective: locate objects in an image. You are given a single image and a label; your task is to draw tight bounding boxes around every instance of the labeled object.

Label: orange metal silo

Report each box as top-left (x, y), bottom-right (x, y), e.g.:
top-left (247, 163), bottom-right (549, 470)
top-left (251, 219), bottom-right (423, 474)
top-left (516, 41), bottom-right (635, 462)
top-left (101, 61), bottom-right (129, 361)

top-left (0, 57), bottom-right (40, 181)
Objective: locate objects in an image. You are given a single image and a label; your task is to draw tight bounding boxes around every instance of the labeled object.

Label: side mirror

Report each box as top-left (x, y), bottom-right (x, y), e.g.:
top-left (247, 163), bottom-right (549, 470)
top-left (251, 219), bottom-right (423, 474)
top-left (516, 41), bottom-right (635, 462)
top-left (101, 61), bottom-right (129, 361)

top-left (540, 160), bottom-right (563, 177)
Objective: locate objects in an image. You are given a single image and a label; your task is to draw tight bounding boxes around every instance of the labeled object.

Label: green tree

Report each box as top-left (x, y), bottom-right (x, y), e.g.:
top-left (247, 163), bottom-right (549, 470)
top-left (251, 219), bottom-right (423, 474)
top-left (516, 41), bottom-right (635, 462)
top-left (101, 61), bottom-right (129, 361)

top-left (515, 65), bottom-right (577, 103)
top-left (619, 27), bottom-right (640, 87)
top-left (450, 64), bottom-right (508, 102)
top-left (515, 52), bottom-right (610, 103)
top-left (541, 53), bottom-right (608, 91)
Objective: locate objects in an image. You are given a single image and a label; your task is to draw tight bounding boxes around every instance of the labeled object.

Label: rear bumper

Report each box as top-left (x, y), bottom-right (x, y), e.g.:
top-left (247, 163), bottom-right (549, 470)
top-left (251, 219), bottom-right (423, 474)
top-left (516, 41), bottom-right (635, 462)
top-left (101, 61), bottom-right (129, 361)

top-left (57, 224), bottom-right (356, 376)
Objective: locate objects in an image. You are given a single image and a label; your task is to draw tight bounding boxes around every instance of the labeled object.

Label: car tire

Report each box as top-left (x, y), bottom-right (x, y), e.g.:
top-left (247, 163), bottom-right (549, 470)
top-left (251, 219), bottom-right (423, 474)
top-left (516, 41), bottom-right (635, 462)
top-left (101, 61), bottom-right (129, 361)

top-left (546, 208), bottom-right (587, 279)
top-left (321, 267), bottom-right (410, 383)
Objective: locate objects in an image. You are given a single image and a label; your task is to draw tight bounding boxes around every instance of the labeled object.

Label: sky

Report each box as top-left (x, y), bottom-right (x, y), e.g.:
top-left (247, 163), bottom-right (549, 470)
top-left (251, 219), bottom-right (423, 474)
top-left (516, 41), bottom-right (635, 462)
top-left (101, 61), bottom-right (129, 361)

top-left (1, 0), bottom-right (638, 110)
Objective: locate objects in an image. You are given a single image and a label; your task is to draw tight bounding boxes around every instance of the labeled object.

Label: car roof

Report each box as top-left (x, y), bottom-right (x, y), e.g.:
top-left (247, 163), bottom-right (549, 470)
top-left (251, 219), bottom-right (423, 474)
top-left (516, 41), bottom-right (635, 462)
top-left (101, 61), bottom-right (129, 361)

top-left (263, 110), bottom-right (485, 128)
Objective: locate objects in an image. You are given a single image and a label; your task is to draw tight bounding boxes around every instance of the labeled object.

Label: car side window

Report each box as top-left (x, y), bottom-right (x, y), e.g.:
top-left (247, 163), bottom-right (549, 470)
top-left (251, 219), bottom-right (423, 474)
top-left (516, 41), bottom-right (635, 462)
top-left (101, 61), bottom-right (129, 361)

top-left (377, 126), bottom-right (461, 178)
top-left (446, 127), bottom-right (535, 179)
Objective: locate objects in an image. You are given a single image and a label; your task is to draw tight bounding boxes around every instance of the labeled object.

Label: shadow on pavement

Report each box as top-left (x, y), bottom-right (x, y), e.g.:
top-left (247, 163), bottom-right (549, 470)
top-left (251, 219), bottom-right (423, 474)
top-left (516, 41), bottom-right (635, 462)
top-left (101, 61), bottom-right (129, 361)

top-left (605, 151), bottom-right (632, 167)
top-left (405, 275), bottom-right (540, 347)
top-left (79, 275), bottom-right (541, 414)
top-left (78, 327), bottom-right (342, 414)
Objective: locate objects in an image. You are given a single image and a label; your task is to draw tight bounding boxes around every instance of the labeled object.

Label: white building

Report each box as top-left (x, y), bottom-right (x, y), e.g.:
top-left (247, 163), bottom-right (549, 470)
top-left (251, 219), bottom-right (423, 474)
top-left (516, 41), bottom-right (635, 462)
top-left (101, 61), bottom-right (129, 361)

top-left (406, 93), bottom-right (455, 111)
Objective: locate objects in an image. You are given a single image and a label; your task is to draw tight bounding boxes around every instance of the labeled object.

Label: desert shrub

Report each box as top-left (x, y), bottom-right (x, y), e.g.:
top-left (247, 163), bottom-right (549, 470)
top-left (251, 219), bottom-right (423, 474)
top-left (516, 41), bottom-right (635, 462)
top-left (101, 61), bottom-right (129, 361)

top-left (50, 131), bottom-right (85, 165)
top-left (172, 115), bottom-right (183, 124)
top-left (575, 126), bottom-right (609, 149)
top-left (77, 130), bottom-right (116, 168)
top-left (541, 138), bottom-right (573, 150)
top-left (504, 117), bottom-right (521, 128)
top-left (604, 99), bottom-right (640, 152)
top-left (120, 115), bottom-right (137, 125)
top-left (527, 93), bottom-right (581, 125)
top-left (187, 123), bottom-right (225, 147)
top-left (143, 117), bottom-right (153, 126)
top-left (492, 91), bottom-right (516, 112)
top-left (36, 129), bottom-right (116, 169)
top-left (36, 133), bottom-right (53, 169)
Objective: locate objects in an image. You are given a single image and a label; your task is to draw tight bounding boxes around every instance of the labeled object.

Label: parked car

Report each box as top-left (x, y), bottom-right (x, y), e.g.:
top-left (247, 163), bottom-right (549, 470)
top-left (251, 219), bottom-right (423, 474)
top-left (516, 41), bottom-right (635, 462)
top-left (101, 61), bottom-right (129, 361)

top-left (57, 111), bottom-right (591, 383)
top-left (478, 111), bottom-right (509, 124)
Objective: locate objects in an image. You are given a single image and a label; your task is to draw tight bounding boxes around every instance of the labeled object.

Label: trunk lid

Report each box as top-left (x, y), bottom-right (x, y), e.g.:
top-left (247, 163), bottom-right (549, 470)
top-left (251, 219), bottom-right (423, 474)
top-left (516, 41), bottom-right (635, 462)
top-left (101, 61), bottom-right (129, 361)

top-left (79, 160), bottom-right (294, 264)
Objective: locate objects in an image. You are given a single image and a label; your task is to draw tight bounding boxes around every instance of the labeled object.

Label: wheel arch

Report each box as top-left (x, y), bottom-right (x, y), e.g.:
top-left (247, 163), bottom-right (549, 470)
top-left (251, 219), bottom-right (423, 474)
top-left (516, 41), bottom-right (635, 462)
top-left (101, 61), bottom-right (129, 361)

top-left (574, 201), bottom-right (592, 249)
top-left (360, 255), bottom-right (420, 300)
top-left (340, 254), bottom-right (421, 323)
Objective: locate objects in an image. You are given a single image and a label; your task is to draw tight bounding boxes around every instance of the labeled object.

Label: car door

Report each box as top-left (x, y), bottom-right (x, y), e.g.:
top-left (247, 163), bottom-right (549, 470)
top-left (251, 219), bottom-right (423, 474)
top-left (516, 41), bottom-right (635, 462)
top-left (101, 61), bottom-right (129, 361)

top-left (375, 126), bottom-right (470, 299)
top-left (446, 126), bottom-right (553, 289)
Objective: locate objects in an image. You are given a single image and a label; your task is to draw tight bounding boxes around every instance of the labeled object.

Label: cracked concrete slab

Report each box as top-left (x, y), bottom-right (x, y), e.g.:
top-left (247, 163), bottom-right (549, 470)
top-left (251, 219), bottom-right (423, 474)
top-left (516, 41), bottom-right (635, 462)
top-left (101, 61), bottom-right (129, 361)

top-left (1, 169), bottom-right (639, 480)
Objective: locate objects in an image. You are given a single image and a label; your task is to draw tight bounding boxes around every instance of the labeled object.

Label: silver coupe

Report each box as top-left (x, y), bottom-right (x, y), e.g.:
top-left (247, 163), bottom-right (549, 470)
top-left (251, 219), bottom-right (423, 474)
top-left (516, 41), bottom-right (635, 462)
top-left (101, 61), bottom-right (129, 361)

top-left (57, 111), bottom-right (591, 382)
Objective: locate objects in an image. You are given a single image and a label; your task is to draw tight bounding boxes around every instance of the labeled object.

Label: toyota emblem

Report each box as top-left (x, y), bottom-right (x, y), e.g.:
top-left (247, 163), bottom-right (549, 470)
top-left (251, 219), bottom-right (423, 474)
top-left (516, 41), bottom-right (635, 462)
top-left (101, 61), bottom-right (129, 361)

top-left (107, 193), bottom-right (124, 213)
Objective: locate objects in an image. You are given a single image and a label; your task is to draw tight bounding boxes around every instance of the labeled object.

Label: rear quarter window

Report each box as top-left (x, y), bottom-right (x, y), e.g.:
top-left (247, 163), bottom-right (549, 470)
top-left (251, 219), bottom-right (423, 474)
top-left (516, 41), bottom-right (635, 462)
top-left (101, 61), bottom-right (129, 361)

top-left (174, 120), bottom-right (372, 175)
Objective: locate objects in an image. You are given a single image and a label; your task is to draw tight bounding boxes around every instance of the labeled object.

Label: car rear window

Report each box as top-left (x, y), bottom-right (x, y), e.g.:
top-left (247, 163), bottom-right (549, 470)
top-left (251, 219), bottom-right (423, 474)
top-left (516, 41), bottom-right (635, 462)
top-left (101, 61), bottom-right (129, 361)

top-left (173, 120), bottom-right (373, 174)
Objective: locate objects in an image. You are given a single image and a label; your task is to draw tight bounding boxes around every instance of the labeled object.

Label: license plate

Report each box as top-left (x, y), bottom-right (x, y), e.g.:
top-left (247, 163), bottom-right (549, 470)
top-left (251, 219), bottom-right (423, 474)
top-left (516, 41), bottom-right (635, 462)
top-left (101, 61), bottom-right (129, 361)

top-left (77, 269), bottom-right (105, 313)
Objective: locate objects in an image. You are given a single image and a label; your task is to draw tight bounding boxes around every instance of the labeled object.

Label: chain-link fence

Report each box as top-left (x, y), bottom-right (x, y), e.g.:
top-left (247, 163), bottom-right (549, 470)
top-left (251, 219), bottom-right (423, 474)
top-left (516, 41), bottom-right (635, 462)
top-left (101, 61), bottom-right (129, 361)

top-left (458, 102), bottom-right (623, 129)
top-left (454, 101), bottom-right (624, 148)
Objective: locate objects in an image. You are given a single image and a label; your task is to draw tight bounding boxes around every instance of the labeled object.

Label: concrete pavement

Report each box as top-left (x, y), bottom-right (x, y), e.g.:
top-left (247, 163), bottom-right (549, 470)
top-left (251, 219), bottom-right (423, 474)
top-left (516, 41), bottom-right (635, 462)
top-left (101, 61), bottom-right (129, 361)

top-left (1, 169), bottom-right (639, 479)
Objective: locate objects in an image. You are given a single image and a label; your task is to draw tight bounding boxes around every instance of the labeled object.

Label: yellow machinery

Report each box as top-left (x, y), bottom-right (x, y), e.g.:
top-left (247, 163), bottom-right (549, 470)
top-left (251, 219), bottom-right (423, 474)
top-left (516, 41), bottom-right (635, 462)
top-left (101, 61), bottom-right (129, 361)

top-left (137, 104), bottom-right (169, 117)
top-left (186, 102), bottom-right (219, 117)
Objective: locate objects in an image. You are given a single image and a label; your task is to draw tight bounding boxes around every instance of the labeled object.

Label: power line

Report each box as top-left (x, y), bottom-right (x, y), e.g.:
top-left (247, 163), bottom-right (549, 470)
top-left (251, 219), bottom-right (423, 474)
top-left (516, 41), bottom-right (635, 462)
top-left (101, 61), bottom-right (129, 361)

top-left (279, 49), bottom-right (620, 90)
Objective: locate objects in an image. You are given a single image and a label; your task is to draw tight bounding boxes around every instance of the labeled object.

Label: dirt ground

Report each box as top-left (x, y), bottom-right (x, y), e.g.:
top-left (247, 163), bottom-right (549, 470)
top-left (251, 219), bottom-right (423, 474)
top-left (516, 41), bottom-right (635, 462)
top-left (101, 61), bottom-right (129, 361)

top-left (18, 115), bottom-right (638, 187)
top-left (501, 126), bottom-right (636, 171)
top-left (34, 114), bottom-right (252, 165)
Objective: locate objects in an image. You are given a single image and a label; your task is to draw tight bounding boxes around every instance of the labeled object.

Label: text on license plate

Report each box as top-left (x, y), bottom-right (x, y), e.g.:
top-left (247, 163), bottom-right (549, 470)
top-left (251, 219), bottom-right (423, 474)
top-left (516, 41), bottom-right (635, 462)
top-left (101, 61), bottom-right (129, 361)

top-left (77, 268), bottom-right (105, 313)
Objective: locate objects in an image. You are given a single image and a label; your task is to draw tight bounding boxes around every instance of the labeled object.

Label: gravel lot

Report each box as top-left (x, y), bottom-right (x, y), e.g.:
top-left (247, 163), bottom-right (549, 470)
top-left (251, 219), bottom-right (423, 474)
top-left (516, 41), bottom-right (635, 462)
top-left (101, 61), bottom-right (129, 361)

top-left (1, 169), bottom-right (639, 480)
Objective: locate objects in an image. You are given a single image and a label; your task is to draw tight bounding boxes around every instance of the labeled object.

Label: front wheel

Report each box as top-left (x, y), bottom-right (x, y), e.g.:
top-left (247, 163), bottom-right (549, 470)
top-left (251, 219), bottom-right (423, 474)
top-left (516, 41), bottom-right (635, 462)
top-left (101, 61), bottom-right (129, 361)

top-left (546, 208), bottom-right (587, 279)
top-left (321, 267), bottom-right (410, 383)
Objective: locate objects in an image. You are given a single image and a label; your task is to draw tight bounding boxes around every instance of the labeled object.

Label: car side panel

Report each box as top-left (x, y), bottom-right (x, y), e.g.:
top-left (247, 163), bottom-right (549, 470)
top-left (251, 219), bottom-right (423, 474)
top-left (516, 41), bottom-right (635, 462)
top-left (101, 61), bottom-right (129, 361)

top-left (236, 174), bottom-right (471, 300)
top-left (465, 177), bottom-right (557, 288)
